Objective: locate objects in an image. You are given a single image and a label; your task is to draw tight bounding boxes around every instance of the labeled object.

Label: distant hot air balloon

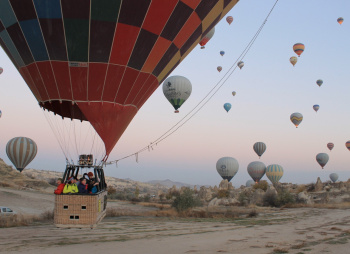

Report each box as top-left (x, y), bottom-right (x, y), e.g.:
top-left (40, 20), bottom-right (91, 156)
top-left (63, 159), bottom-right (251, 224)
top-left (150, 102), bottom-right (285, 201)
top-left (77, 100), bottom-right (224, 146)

top-left (313, 105), bottom-right (320, 113)
top-left (224, 103), bottom-right (232, 112)
top-left (293, 43), bottom-right (305, 57)
top-left (246, 179), bottom-right (255, 187)
top-left (6, 137), bottom-right (37, 172)
top-left (327, 143), bottom-right (334, 151)
top-left (237, 61), bottom-right (244, 69)
top-left (199, 27), bottom-right (215, 49)
top-left (163, 76), bottom-right (192, 113)
top-left (290, 112), bottom-right (303, 128)
top-left (316, 153), bottom-right (329, 169)
top-left (329, 173), bottom-right (339, 183)
top-left (217, 66), bottom-right (223, 72)
top-left (226, 16), bottom-right (234, 25)
top-left (345, 141), bottom-right (350, 151)
top-left (290, 56), bottom-right (298, 67)
top-left (247, 161), bottom-right (266, 183)
top-left (337, 17), bottom-right (344, 25)
top-left (216, 157), bottom-right (239, 182)
top-left (232, 91), bottom-right (236, 96)
top-left (253, 142), bottom-right (266, 158)
top-left (316, 79), bottom-right (323, 87)
top-left (0, 110), bottom-right (2, 118)
top-left (220, 51), bottom-right (225, 56)
top-left (266, 164), bottom-right (284, 185)
top-left (0, 67), bottom-right (3, 75)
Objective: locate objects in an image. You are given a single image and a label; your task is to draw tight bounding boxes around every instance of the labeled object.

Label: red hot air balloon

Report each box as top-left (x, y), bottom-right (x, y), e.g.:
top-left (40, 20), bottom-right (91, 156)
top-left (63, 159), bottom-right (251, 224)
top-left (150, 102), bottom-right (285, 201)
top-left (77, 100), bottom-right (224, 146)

top-left (226, 16), bottom-right (233, 25)
top-left (0, 0), bottom-right (239, 159)
top-left (327, 143), bottom-right (334, 151)
top-left (199, 27), bottom-right (215, 49)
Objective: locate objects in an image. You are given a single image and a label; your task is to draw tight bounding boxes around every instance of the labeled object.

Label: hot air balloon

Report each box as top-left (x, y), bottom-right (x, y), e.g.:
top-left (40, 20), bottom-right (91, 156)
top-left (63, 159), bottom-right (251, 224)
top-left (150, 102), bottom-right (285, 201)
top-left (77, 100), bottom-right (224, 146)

top-left (316, 79), bottom-right (323, 87)
top-left (226, 16), bottom-right (233, 25)
top-left (0, 110), bottom-right (2, 118)
top-left (237, 61), bottom-right (244, 69)
top-left (216, 157), bottom-right (239, 182)
top-left (0, 67), bottom-right (3, 75)
top-left (329, 173), bottom-right (339, 183)
top-left (217, 66), bottom-right (223, 72)
top-left (246, 180), bottom-right (255, 187)
top-left (290, 56), bottom-right (297, 67)
top-left (313, 105), bottom-right (320, 113)
top-left (337, 17), bottom-right (344, 25)
top-left (293, 43), bottom-right (305, 57)
top-left (247, 161), bottom-right (266, 183)
top-left (224, 103), bottom-right (232, 112)
top-left (199, 27), bottom-right (215, 49)
top-left (327, 143), bottom-right (334, 151)
top-left (345, 141), bottom-right (350, 151)
top-left (290, 112), bottom-right (303, 128)
top-left (316, 153), bottom-right (329, 169)
top-left (253, 142), bottom-right (266, 158)
top-left (162, 76), bottom-right (192, 113)
top-left (6, 137), bottom-right (37, 172)
top-left (220, 51), bottom-right (225, 56)
top-left (232, 91), bottom-right (236, 96)
top-left (266, 164), bottom-right (284, 185)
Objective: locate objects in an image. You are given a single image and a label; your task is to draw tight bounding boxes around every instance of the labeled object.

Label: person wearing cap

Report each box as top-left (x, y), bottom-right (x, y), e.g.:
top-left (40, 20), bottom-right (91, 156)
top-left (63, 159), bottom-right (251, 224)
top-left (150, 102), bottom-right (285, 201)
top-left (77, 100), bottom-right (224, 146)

top-left (54, 178), bottom-right (65, 195)
top-left (63, 177), bottom-right (78, 194)
top-left (87, 172), bottom-right (99, 193)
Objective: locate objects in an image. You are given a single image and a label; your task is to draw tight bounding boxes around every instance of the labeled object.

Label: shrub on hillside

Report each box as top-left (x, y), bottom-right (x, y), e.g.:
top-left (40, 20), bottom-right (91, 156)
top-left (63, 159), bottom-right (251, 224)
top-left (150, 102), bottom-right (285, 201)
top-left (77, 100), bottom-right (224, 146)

top-left (263, 191), bottom-right (277, 207)
top-left (172, 188), bottom-right (202, 212)
top-left (252, 181), bottom-right (268, 191)
top-left (276, 190), bottom-right (295, 207)
top-left (238, 190), bottom-right (251, 206)
top-left (217, 189), bottom-right (229, 199)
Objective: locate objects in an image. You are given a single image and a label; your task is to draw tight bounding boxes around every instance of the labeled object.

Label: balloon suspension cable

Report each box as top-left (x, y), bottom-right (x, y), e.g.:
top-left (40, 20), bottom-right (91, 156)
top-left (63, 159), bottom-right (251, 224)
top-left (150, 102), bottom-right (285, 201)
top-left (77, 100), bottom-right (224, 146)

top-left (106, 0), bottom-right (280, 166)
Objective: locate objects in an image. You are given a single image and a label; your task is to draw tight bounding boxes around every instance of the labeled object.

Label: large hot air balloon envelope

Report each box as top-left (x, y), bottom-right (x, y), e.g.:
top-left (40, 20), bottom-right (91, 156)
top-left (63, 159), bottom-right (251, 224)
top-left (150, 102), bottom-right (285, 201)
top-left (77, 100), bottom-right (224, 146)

top-left (217, 66), bottom-right (222, 72)
top-left (6, 137), bottom-right (37, 172)
top-left (226, 16), bottom-right (233, 25)
top-left (316, 153), bottom-right (329, 169)
top-left (199, 27), bottom-right (215, 49)
top-left (329, 173), bottom-right (338, 183)
top-left (345, 141), bottom-right (350, 151)
top-left (223, 103), bottom-right (231, 112)
top-left (290, 112), bottom-right (303, 128)
top-left (162, 76), bottom-right (192, 113)
top-left (253, 142), bottom-right (266, 158)
top-left (246, 179), bottom-right (255, 187)
top-left (0, 0), bottom-right (239, 157)
top-left (327, 143), bottom-right (334, 151)
top-left (216, 157), bottom-right (239, 182)
top-left (313, 105), bottom-right (320, 113)
top-left (266, 164), bottom-right (284, 185)
top-left (237, 61), bottom-right (244, 69)
top-left (316, 79), bottom-right (323, 87)
top-left (293, 43), bottom-right (305, 57)
top-left (290, 56), bottom-right (297, 67)
top-left (337, 17), bottom-right (344, 25)
top-left (220, 51), bottom-right (225, 56)
top-left (0, 67), bottom-right (3, 74)
top-left (247, 161), bottom-right (266, 183)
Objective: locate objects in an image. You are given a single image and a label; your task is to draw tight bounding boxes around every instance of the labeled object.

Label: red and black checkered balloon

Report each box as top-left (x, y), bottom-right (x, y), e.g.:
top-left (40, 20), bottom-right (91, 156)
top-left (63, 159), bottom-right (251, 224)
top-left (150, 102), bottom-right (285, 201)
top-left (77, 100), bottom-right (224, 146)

top-left (0, 0), bottom-right (239, 155)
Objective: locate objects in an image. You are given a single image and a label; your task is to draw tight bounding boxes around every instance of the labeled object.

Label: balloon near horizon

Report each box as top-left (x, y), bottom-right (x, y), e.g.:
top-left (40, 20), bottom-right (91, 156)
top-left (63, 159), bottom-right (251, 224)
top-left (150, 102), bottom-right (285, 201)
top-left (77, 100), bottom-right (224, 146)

top-left (0, 0), bottom-right (240, 159)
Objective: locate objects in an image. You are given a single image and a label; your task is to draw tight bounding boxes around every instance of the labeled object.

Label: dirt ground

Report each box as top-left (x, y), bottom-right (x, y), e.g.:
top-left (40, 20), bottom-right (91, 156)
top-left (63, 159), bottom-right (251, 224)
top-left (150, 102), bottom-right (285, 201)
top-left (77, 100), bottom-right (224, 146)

top-left (1, 187), bottom-right (350, 254)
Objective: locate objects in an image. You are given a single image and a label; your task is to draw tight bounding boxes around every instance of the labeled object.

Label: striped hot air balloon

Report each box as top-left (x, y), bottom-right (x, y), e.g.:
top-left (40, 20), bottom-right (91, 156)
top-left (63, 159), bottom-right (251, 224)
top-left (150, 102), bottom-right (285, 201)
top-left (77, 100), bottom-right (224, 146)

top-left (247, 161), bottom-right (266, 183)
top-left (293, 43), bottom-right (305, 57)
top-left (290, 56), bottom-right (297, 66)
top-left (346, 141), bottom-right (350, 151)
top-left (216, 157), bottom-right (239, 182)
top-left (313, 105), bottom-right (320, 113)
top-left (290, 112), bottom-right (303, 128)
top-left (237, 61), bottom-right (244, 69)
top-left (6, 137), bottom-right (38, 172)
top-left (337, 17), bottom-right (344, 25)
top-left (266, 164), bottom-right (284, 185)
top-left (226, 16), bottom-right (233, 25)
top-left (0, 67), bottom-right (3, 74)
top-left (253, 142), bottom-right (266, 158)
top-left (327, 143), bottom-right (334, 151)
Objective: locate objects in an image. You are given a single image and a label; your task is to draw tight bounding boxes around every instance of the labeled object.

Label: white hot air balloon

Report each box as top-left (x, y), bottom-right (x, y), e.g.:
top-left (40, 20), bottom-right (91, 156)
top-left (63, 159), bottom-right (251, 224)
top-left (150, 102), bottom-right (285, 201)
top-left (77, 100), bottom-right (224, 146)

top-left (216, 157), bottom-right (239, 182)
top-left (329, 173), bottom-right (338, 183)
top-left (162, 76), bottom-right (192, 113)
top-left (237, 61), bottom-right (244, 69)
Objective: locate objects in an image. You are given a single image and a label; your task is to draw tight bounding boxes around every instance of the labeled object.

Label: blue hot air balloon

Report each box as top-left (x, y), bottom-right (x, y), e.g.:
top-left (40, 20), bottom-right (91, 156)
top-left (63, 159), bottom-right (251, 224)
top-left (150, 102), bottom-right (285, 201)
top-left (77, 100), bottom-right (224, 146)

top-left (220, 51), bottom-right (225, 56)
top-left (224, 103), bottom-right (231, 112)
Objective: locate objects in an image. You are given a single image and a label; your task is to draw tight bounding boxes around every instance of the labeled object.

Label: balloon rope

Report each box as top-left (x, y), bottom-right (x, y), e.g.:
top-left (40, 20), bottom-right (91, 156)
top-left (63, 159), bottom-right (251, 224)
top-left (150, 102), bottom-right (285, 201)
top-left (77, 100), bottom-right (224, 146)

top-left (106, 0), bottom-right (280, 166)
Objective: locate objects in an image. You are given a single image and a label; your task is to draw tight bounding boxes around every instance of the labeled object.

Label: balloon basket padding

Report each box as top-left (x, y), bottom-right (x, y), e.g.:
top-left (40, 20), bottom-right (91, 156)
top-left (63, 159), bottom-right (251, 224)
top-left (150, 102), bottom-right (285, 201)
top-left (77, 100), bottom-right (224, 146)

top-left (54, 191), bottom-right (107, 228)
top-left (175, 110), bottom-right (179, 113)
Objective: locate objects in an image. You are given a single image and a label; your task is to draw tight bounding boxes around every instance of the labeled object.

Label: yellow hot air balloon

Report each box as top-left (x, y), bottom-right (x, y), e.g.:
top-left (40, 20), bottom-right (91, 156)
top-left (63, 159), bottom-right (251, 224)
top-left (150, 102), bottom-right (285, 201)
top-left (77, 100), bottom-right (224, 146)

top-left (293, 43), bottom-right (305, 57)
top-left (290, 56), bottom-right (298, 66)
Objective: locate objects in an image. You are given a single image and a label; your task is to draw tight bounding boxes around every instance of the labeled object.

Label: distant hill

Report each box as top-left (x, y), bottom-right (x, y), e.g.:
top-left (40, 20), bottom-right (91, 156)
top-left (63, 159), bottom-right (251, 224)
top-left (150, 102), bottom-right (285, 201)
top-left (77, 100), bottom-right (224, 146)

top-left (146, 179), bottom-right (194, 189)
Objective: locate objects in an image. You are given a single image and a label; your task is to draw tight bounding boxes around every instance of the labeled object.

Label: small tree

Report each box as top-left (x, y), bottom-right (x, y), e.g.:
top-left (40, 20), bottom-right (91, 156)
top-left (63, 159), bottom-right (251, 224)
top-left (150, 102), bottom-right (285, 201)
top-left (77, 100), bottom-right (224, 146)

top-left (172, 188), bottom-right (201, 212)
top-left (134, 186), bottom-right (140, 199)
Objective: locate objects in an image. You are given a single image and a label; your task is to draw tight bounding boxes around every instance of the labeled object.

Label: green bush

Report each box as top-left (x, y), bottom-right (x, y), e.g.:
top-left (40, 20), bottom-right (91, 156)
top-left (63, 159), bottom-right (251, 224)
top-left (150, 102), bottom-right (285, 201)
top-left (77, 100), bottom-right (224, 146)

top-left (238, 190), bottom-right (250, 206)
top-left (263, 191), bottom-right (277, 207)
top-left (172, 188), bottom-right (202, 212)
top-left (252, 180), bottom-right (268, 191)
top-left (276, 190), bottom-right (295, 207)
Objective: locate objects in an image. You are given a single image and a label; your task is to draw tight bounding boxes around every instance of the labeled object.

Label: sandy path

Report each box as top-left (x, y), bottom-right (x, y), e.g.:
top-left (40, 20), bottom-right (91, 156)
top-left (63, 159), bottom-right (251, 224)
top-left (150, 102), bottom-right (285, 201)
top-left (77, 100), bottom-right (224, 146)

top-left (1, 207), bottom-right (350, 254)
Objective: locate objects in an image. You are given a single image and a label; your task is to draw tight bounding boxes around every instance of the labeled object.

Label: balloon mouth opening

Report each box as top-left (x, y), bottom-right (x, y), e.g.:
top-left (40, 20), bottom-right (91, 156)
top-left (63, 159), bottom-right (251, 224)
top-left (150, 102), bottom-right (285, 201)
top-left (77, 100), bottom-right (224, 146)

top-left (174, 110), bottom-right (179, 113)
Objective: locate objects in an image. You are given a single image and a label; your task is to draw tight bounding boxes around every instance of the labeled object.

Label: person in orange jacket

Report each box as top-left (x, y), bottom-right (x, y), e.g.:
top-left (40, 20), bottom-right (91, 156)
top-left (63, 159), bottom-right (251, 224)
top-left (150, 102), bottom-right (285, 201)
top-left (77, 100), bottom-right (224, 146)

top-left (54, 178), bottom-right (65, 195)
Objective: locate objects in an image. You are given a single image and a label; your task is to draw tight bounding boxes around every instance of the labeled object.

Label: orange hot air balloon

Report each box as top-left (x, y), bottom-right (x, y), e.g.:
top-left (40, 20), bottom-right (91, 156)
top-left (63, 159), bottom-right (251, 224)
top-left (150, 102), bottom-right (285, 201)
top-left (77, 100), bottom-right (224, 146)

top-left (293, 43), bottom-right (305, 57)
top-left (337, 17), bottom-right (344, 25)
top-left (0, 1), bottom-right (239, 159)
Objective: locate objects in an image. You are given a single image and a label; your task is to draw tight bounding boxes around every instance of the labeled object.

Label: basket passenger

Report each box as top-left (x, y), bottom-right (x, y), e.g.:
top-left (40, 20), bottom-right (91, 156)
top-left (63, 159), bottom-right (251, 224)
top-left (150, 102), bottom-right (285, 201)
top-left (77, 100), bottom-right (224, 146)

top-left (78, 178), bottom-right (88, 194)
top-left (63, 177), bottom-right (78, 194)
top-left (87, 172), bottom-right (100, 193)
top-left (54, 178), bottom-right (65, 195)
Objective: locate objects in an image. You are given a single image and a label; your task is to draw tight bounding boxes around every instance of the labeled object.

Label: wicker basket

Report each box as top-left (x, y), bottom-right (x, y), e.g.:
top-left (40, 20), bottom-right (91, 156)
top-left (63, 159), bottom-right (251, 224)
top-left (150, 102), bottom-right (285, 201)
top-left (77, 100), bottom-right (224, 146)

top-left (54, 191), bottom-right (107, 228)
